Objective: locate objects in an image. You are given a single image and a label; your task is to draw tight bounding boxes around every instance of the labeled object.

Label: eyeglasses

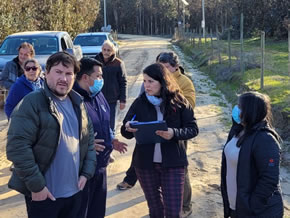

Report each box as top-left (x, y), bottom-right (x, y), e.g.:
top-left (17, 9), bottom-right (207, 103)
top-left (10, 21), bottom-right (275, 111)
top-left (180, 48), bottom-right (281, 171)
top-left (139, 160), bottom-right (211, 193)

top-left (25, 66), bottom-right (38, 71)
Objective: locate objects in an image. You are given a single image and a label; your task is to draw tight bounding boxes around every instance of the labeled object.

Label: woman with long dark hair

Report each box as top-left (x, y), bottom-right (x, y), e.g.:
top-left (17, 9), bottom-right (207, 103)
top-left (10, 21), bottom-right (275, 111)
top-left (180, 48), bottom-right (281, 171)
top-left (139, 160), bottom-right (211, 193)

top-left (121, 63), bottom-right (198, 217)
top-left (221, 92), bottom-right (283, 218)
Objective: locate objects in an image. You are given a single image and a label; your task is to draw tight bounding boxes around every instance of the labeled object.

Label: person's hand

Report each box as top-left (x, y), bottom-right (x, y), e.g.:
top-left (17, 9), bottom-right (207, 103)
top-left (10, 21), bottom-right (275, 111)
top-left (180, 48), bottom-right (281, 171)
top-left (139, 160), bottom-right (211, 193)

top-left (155, 128), bottom-right (174, 140)
top-left (125, 121), bottom-right (138, 133)
top-left (94, 139), bottom-right (105, 155)
top-left (78, 176), bottom-right (87, 190)
top-left (120, 102), bottom-right (126, 110)
top-left (32, 187), bottom-right (55, 201)
top-left (112, 139), bottom-right (128, 154)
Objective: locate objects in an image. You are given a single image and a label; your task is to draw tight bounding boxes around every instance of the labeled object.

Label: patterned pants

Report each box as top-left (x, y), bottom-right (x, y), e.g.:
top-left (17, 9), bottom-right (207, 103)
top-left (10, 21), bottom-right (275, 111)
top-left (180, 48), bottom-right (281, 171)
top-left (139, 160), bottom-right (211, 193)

top-left (135, 164), bottom-right (185, 218)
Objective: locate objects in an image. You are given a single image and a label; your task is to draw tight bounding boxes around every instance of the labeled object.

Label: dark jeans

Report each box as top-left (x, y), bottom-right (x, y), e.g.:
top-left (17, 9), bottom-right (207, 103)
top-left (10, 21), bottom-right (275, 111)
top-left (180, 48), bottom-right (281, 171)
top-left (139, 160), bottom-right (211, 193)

top-left (109, 102), bottom-right (117, 132)
top-left (230, 209), bottom-right (237, 218)
top-left (78, 167), bottom-right (107, 218)
top-left (25, 191), bottom-right (82, 218)
top-left (123, 157), bottom-right (138, 186)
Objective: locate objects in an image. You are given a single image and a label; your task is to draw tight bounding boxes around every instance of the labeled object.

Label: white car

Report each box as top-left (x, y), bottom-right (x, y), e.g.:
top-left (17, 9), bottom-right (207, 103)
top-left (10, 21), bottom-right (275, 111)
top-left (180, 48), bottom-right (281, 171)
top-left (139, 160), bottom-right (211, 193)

top-left (73, 32), bottom-right (119, 58)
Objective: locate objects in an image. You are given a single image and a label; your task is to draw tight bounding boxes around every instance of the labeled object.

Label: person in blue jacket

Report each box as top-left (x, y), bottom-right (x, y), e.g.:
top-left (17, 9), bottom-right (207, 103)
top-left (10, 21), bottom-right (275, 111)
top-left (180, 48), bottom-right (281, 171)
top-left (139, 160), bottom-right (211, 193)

top-left (221, 91), bottom-right (283, 218)
top-left (74, 58), bottom-right (127, 218)
top-left (4, 58), bottom-right (43, 119)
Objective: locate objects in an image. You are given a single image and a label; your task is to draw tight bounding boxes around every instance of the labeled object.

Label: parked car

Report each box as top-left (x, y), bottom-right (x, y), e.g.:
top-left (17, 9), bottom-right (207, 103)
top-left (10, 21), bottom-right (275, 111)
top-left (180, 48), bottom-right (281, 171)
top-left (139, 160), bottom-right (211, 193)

top-left (73, 32), bottom-right (119, 58)
top-left (0, 31), bottom-right (82, 74)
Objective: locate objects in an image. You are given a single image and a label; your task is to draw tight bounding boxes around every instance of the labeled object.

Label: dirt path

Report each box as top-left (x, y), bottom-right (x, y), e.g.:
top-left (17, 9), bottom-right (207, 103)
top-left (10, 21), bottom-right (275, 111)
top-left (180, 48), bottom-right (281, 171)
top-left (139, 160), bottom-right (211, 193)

top-left (0, 35), bottom-right (289, 217)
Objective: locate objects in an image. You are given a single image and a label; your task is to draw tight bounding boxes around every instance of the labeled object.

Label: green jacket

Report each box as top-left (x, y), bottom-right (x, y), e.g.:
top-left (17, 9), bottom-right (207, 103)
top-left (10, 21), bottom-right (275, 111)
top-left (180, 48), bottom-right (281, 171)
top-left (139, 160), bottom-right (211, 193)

top-left (6, 82), bottom-right (96, 196)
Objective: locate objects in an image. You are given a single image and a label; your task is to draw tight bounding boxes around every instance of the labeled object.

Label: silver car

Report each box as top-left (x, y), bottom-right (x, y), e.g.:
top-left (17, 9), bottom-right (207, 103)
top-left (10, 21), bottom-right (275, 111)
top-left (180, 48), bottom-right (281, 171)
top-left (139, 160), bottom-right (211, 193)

top-left (73, 32), bottom-right (119, 58)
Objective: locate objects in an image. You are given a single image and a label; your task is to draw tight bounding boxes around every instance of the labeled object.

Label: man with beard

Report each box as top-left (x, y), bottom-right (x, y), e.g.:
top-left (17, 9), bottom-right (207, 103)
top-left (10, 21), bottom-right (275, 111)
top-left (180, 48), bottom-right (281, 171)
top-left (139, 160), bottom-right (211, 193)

top-left (6, 52), bottom-right (96, 218)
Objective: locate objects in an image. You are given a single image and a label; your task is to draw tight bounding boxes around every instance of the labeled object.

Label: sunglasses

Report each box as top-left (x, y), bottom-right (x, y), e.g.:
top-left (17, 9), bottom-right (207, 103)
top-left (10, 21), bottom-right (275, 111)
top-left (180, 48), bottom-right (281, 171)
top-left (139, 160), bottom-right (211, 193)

top-left (25, 66), bottom-right (38, 71)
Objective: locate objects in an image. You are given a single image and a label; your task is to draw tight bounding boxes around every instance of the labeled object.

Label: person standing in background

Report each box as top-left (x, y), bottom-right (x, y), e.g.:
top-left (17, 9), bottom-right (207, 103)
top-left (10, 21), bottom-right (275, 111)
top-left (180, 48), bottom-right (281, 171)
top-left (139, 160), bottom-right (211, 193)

top-left (0, 42), bottom-right (35, 89)
top-left (5, 58), bottom-right (43, 119)
top-left (95, 40), bottom-right (127, 133)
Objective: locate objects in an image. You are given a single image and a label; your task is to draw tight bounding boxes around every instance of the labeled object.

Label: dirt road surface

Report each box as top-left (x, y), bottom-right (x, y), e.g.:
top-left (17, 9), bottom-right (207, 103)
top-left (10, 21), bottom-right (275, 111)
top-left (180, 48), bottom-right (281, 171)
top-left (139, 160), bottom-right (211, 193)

top-left (0, 35), bottom-right (289, 217)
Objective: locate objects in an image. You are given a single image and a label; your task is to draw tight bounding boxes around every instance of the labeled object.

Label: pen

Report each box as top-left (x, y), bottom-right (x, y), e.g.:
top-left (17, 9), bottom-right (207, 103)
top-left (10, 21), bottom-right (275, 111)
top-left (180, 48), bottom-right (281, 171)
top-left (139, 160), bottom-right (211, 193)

top-left (131, 114), bottom-right (136, 121)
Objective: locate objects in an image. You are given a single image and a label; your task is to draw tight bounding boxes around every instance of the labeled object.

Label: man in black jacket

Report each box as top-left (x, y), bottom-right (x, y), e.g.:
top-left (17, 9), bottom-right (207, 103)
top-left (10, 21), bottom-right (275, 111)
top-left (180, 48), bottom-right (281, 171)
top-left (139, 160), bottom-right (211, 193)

top-left (95, 40), bottom-right (127, 133)
top-left (0, 42), bottom-right (35, 89)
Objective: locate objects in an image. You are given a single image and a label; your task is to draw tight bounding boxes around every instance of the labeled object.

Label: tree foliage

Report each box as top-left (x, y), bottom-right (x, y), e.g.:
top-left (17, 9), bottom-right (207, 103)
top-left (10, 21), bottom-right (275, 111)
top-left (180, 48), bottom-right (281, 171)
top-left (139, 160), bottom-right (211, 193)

top-left (0, 0), bottom-right (289, 41)
top-left (0, 0), bottom-right (100, 41)
top-left (96, 0), bottom-right (289, 39)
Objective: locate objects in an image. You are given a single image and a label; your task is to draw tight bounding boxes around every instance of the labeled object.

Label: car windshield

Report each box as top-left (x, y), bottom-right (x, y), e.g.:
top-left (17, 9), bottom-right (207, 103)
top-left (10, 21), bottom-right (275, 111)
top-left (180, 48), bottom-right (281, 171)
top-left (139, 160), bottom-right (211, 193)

top-left (74, 35), bottom-right (107, 46)
top-left (0, 36), bottom-right (59, 55)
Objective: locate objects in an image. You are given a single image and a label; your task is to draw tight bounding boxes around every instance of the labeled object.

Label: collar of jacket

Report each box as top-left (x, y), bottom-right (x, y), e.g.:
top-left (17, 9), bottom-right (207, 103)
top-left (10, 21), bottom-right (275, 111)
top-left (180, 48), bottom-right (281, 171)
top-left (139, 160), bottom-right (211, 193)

top-left (73, 81), bottom-right (98, 101)
top-left (172, 68), bottom-right (182, 79)
top-left (17, 74), bottom-right (34, 89)
top-left (98, 52), bottom-right (116, 64)
top-left (13, 56), bottom-right (24, 76)
top-left (43, 80), bottom-right (83, 110)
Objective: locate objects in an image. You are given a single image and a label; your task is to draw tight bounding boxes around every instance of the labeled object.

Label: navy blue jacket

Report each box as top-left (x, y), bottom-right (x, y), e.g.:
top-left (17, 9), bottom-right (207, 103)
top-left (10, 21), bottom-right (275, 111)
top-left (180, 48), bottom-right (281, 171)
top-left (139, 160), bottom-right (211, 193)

top-left (221, 121), bottom-right (283, 218)
top-left (4, 75), bottom-right (43, 119)
top-left (121, 93), bottom-right (198, 169)
top-left (73, 82), bottom-right (113, 168)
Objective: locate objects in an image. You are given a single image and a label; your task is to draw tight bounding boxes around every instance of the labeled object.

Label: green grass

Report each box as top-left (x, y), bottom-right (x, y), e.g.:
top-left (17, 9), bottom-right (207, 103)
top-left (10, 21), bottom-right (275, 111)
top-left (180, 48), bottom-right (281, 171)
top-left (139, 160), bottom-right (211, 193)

top-left (176, 37), bottom-right (290, 113)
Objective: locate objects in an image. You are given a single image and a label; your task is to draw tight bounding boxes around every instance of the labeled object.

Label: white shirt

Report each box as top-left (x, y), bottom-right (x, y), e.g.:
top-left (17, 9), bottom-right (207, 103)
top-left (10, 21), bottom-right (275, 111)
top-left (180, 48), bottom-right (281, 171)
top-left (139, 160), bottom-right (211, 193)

top-left (224, 137), bottom-right (240, 210)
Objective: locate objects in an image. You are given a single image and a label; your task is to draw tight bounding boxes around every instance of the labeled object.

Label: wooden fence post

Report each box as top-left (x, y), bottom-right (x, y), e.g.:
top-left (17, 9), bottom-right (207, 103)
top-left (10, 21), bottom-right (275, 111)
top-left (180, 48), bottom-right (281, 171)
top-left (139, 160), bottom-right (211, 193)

top-left (261, 31), bottom-right (265, 89)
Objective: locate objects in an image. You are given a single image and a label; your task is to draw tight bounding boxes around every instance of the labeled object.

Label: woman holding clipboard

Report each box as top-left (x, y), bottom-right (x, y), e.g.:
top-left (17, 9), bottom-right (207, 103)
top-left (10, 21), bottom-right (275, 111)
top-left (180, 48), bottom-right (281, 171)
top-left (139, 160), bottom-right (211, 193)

top-left (121, 63), bottom-right (199, 218)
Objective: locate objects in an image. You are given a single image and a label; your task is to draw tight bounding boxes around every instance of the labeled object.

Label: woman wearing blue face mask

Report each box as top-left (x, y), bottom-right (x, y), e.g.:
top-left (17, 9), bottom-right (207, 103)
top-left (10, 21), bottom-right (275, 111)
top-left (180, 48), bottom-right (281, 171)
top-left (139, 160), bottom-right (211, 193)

top-left (221, 92), bottom-right (283, 218)
top-left (121, 63), bottom-right (199, 218)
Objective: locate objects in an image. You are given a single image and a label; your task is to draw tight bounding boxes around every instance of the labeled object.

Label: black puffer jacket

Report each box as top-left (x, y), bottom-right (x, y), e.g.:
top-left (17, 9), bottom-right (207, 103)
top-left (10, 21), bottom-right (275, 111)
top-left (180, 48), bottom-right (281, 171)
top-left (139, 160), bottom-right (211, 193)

top-left (121, 93), bottom-right (198, 169)
top-left (221, 121), bottom-right (283, 218)
top-left (95, 53), bottom-right (127, 104)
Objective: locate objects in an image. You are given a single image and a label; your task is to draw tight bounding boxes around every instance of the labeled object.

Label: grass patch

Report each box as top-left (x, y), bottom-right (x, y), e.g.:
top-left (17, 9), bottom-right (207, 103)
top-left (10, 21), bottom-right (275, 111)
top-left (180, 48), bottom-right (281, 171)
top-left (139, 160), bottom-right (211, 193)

top-left (174, 36), bottom-right (290, 141)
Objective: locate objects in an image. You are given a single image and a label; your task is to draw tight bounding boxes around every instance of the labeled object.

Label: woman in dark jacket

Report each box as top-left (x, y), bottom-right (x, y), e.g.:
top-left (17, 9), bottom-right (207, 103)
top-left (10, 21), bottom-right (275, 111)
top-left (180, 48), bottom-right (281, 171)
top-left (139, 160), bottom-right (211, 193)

top-left (121, 63), bottom-right (198, 218)
top-left (221, 92), bottom-right (283, 218)
top-left (4, 58), bottom-right (43, 119)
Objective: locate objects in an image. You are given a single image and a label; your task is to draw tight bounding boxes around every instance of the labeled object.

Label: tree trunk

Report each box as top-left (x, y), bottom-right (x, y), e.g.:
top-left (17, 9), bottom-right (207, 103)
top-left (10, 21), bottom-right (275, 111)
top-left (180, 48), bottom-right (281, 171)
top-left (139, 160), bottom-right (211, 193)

top-left (113, 8), bottom-right (119, 31)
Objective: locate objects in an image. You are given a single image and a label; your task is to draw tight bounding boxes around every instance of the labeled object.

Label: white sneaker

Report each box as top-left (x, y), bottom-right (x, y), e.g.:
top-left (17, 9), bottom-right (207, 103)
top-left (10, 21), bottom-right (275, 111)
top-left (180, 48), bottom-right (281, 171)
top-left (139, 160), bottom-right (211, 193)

top-left (181, 209), bottom-right (192, 218)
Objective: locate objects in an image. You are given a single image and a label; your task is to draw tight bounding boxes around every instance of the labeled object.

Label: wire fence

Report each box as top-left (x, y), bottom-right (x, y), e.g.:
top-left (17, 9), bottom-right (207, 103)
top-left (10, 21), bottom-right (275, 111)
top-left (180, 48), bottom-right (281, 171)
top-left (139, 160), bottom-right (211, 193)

top-left (175, 27), bottom-right (290, 90)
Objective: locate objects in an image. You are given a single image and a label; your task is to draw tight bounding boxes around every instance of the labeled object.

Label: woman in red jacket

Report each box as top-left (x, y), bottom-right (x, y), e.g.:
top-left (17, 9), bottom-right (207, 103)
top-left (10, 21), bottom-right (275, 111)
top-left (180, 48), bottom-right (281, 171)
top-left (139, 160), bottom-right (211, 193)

top-left (121, 63), bottom-right (198, 218)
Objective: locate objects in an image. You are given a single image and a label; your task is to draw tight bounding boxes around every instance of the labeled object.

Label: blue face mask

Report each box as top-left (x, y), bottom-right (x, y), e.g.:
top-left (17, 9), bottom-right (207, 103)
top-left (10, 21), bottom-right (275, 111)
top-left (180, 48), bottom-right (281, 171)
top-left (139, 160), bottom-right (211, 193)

top-left (89, 79), bottom-right (104, 96)
top-left (146, 93), bottom-right (163, 106)
top-left (232, 105), bottom-right (241, 124)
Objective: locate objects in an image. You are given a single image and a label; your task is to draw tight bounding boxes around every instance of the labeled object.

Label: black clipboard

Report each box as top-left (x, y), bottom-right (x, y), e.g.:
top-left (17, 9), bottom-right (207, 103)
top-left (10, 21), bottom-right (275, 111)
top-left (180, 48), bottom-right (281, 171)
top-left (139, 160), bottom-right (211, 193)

top-left (130, 120), bottom-right (168, 144)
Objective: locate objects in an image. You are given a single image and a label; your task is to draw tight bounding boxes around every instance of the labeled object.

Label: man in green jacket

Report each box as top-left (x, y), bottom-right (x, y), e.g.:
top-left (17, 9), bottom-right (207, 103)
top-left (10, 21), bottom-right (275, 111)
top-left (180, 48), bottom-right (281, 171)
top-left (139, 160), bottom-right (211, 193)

top-left (6, 52), bottom-right (97, 218)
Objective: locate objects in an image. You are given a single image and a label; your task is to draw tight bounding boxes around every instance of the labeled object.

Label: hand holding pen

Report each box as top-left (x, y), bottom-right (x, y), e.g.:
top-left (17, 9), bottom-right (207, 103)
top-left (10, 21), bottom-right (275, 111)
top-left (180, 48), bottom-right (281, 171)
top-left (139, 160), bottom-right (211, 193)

top-left (125, 114), bottom-right (138, 132)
